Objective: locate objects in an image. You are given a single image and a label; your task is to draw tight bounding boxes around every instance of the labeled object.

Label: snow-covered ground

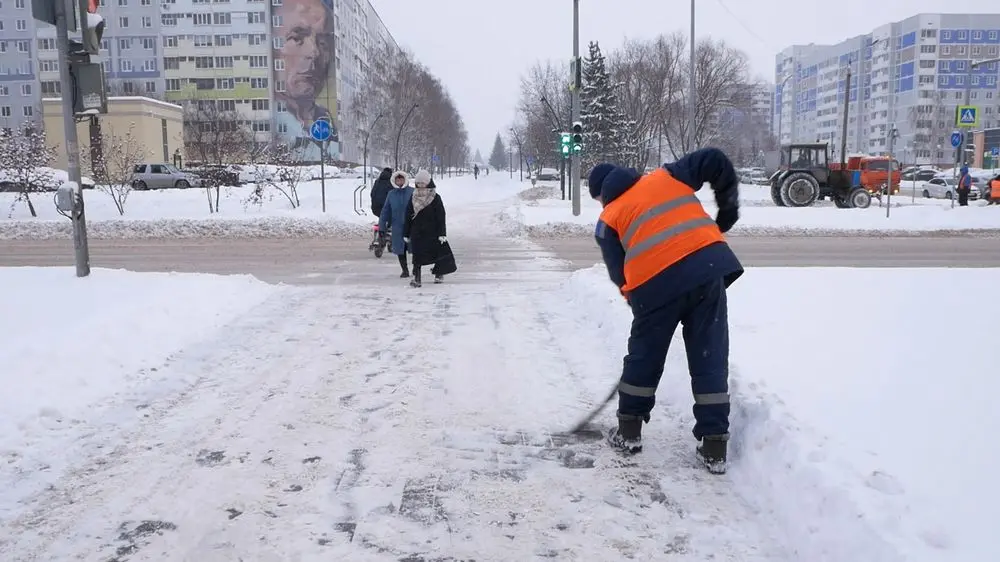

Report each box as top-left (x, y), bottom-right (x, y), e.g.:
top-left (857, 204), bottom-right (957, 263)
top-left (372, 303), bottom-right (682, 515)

top-left (0, 173), bottom-right (524, 240)
top-left (1, 256), bottom-right (995, 560)
top-left (509, 181), bottom-right (1000, 237)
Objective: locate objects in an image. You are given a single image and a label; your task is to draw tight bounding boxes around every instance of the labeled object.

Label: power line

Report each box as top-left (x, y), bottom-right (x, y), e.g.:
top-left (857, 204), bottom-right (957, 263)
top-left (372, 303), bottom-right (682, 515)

top-left (713, 0), bottom-right (775, 51)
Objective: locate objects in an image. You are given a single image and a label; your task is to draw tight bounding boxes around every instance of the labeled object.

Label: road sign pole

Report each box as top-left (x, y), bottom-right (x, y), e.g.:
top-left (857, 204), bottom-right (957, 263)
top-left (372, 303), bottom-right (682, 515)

top-left (320, 143), bottom-right (326, 213)
top-left (54, 0), bottom-right (91, 277)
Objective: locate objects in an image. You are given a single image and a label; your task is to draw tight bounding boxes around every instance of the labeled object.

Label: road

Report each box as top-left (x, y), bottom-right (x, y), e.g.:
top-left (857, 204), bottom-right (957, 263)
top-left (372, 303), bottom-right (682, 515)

top-left (2, 235), bottom-right (997, 285)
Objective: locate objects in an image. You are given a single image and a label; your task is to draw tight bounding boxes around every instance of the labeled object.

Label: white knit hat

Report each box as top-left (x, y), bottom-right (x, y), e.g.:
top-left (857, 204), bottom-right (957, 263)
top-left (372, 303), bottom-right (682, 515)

top-left (414, 169), bottom-right (432, 186)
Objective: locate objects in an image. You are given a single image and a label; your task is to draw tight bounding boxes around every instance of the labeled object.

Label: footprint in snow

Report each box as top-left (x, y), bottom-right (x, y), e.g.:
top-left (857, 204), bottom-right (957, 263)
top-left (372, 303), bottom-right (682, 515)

top-left (865, 469), bottom-right (904, 495)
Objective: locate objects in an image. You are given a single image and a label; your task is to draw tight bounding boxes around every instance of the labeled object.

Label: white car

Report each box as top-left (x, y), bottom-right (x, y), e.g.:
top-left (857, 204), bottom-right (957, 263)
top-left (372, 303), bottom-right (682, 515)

top-left (914, 176), bottom-right (980, 200)
top-left (0, 167), bottom-right (95, 191)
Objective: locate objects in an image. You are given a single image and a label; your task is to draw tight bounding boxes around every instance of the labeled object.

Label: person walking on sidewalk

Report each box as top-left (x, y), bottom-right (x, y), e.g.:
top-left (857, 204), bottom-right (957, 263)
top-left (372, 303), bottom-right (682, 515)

top-left (370, 167), bottom-right (394, 217)
top-left (378, 170), bottom-right (414, 278)
top-left (588, 147), bottom-right (744, 474)
top-left (403, 170), bottom-right (454, 287)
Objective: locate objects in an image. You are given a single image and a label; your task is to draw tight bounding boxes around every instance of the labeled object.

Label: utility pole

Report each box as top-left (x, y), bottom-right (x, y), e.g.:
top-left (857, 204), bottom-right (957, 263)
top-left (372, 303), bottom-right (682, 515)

top-left (56, 0), bottom-right (92, 277)
top-left (570, 0), bottom-right (582, 216)
top-left (687, 0), bottom-right (696, 152)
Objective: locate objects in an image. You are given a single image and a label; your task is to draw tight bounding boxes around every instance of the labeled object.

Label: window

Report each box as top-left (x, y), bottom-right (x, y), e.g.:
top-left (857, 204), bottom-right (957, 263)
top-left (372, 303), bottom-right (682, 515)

top-left (141, 0), bottom-right (151, 5)
top-left (40, 81), bottom-right (61, 95)
top-left (193, 13), bottom-right (211, 25)
top-left (251, 99), bottom-right (268, 111)
top-left (142, 16), bottom-right (152, 28)
top-left (942, 30), bottom-right (952, 40)
top-left (0, 86), bottom-right (7, 96)
top-left (17, 40), bottom-right (28, 53)
top-left (973, 46), bottom-right (982, 57)
top-left (15, 0), bottom-right (26, 7)
top-left (957, 30), bottom-right (968, 41)
top-left (249, 55), bottom-right (267, 67)
top-left (250, 77), bottom-right (267, 88)
top-left (142, 37), bottom-right (155, 49)
top-left (39, 60), bottom-right (58, 72)
top-left (119, 38), bottom-right (131, 50)
top-left (941, 45), bottom-right (951, 55)
top-left (165, 78), bottom-right (181, 91)
top-left (215, 56), bottom-right (233, 68)
top-left (23, 106), bottom-right (32, 117)
top-left (119, 16), bottom-right (128, 27)
top-left (212, 12), bottom-right (230, 25)
top-left (273, 37), bottom-right (284, 48)
top-left (20, 83), bottom-right (31, 95)
top-left (118, 0), bottom-right (126, 5)
top-left (194, 35), bottom-right (212, 47)
top-left (956, 75), bottom-right (965, 86)
top-left (277, 122), bottom-right (288, 134)
top-left (956, 46), bottom-right (967, 56)
top-left (215, 35), bottom-right (232, 46)
top-left (992, 31), bottom-right (999, 41)
top-left (143, 59), bottom-right (156, 71)
top-left (120, 59), bottom-right (133, 72)
top-left (218, 99), bottom-right (235, 111)
top-left (920, 45), bottom-right (936, 54)
top-left (247, 12), bottom-right (265, 24)
top-left (272, 15), bottom-right (282, 27)
top-left (273, 58), bottom-right (284, 70)
top-left (0, 107), bottom-right (10, 118)
top-left (920, 59), bottom-right (935, 69)
top-left (194, 56), bottom-right (214, 69)
top-left (252, 121), bottom-right (270, 133)
top-left (276, 100), bottom-right (287, 112)
top-left (16, 19), bottom-right (27, 31)
top-left (216, 78), bottom-right (234, 89)
top-left (249, 33), bottom-right (265, 45)
top-left (161, 14), bottom-right (178, 26)
top-left (145, 81), bottom-right (156, 93)
top-left (275, 80), bottom-right (285, 92)
top-left (163, 57), bottom-right (180, 70)
top-left (120, 81), bottom-right (135, 94)
top-left (38, 38), bottom-right (55, 50)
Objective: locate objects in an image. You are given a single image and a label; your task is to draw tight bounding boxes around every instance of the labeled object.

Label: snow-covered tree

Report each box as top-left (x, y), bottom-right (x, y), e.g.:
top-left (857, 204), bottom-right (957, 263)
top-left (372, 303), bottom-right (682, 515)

top-left (581, 41), bottom-right (637, 170)
top-left (0, 124), bottom-right (56, 218)
top-left (81, 121), bottom-right (150, 216)
top-left (473, 148), bottom-right (485, 165)
top-left (488, 133), bottom-right (507, 170)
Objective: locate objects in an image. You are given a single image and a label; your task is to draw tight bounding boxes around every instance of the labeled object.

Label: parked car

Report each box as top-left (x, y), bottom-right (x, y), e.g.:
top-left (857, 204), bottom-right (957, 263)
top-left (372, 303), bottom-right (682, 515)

top-left (185, 164), bottom-right (241, 187)
top-left (130, 163), bottom-right (203, 190)
top-left (912, 176), bottom-right (981, 200)
top-left (535, 167), bottom-right (561, 181)
top-left (0, 167), bottom-right (94, 191)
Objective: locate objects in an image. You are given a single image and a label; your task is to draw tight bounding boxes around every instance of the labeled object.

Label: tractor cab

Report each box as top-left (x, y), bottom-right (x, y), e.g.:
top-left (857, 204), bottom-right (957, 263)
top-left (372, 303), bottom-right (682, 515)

top-left (779, 143), bottom-right (831, 185)
top-left (769, 142), bottom-right (872, 209)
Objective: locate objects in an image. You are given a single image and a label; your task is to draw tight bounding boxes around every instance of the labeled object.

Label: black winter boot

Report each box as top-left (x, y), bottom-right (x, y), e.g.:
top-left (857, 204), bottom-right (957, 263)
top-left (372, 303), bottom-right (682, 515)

top-left (398, 254), bottom-right (409, 278)
top-left (606, 414), bottom-right (644, 455)
top-left (696, 434), bottom-right (729, 474)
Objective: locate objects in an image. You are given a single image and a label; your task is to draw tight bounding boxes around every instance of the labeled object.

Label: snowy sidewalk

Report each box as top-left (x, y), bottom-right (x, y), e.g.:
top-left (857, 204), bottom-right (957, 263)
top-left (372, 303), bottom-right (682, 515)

top-left (0, 261), bottom-right (787, 561)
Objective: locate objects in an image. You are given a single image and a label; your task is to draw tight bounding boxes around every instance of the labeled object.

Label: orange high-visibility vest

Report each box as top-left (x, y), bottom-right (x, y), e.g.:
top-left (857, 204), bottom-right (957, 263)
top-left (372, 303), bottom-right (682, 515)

top-left (599, 168), bottom-right (725, 293)
top-left (991, 179), bottom-right (1000, 199)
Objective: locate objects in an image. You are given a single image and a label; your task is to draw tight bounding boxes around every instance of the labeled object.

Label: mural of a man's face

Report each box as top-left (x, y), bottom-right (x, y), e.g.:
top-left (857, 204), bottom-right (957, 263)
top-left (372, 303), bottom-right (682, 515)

top-left (280, 0), bottom-right (334, 100)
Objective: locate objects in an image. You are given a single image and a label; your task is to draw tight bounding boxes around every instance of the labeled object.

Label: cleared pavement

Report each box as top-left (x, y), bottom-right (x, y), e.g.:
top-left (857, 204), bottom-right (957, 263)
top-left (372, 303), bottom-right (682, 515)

top-left (1, 235), bottom-right (997, 285)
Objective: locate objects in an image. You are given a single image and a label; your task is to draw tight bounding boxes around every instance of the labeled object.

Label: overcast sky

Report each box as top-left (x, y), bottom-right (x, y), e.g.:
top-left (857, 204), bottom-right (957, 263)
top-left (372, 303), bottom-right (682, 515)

top-left (371, 0), bottom-right (997, 156)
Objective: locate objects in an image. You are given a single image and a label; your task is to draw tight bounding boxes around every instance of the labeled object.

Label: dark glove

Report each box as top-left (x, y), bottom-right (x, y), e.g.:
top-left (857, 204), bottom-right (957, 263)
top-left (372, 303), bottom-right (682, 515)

top-left (715, 207), bottom-right (738, 234)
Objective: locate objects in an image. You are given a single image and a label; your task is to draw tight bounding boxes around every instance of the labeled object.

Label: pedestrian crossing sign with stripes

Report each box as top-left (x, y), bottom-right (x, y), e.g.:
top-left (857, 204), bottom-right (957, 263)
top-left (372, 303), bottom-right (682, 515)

top-left (956, 105), bottom-right (979, 127)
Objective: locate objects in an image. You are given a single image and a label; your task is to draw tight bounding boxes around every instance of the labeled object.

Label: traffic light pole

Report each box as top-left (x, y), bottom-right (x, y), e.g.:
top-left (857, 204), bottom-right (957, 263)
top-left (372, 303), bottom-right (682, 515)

top-left (570, 0), bottom-right (581, 216)
top-left (55, 0), bottom-right (91, 277)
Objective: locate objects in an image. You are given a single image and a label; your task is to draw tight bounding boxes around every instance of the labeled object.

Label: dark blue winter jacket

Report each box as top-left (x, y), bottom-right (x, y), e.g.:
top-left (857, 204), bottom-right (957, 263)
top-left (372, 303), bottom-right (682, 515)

top-left (594, 148), bottom-right (744, 311)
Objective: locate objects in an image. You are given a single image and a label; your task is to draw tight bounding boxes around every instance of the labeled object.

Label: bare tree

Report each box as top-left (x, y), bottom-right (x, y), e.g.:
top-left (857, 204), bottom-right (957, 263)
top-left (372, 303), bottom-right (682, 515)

top-left (515, 61), bottom-right (572, 169)
top-left (183, 98), bottom-right (261, 212)
top-left (0, 124), bottom-right (56, 218)
top-left (81, 122), bottom-right (150, 216)
top-left (246, 140), bottom-right (308, 209)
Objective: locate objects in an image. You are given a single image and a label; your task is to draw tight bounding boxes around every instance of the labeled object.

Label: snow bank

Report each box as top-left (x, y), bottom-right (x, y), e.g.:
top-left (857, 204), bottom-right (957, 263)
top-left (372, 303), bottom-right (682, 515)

top-left (0, 267), bottom-right (280, 514)
top-left (564, 265), bottom-right (1000, 562)
top-left (0, 175), bottom-right (533, 239)
top-left (512, 181), bottom-right (1000, 238)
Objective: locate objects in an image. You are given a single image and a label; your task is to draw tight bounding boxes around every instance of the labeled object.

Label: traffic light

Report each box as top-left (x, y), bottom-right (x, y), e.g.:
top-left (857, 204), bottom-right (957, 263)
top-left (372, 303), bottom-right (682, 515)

top-left (77, 0), bottom-right (105, 56)
top-left (559, 132), bottom-right (571, 157)
top-left (571, 121), bottom-right (583, 153)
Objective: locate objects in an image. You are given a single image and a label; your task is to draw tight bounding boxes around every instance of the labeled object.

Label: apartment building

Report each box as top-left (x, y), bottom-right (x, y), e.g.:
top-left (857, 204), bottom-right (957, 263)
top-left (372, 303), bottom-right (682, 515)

top-left (0, 0), bottom-right (398, 164)
top-left (776, 13), bottom-right (1000, 166)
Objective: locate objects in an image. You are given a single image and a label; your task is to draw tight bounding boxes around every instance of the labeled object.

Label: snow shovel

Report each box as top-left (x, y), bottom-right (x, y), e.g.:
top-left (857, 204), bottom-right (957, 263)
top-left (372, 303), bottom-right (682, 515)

top-left (565, 383), bottom-right (618, 434)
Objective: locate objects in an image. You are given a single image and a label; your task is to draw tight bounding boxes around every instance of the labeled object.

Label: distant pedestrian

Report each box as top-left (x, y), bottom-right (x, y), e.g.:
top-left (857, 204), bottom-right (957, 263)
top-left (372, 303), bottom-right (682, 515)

top-left (989, 174), bottom-right (1000, 205)
top-left (958, 165), bottom-right (972, 206)
top-left (378, 171), bottom-right (414, 278)
top-left (403, 170), bottom-right (455, 287)
top-left (370, 167), bottom-right (393, 217)
top-left (588, 147), bottom-right (744, 475)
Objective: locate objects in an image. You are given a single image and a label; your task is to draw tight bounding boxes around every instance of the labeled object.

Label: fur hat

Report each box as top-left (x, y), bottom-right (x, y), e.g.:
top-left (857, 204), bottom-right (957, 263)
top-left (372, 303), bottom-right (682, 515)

top-left (390, 170), bottom-right (409, 187)
top-left (414, 169), bottom-right (432, 186)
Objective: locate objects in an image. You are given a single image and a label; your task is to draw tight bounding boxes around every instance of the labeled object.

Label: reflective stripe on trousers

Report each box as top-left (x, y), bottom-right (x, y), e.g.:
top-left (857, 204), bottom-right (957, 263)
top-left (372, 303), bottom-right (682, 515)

top-left (619, 380), bottom-right (729, 406)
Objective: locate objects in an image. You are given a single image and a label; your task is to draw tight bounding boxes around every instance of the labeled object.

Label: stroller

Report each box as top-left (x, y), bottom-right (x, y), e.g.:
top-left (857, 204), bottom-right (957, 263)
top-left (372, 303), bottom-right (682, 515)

top-left (368, 222), bottom-right (389, 258)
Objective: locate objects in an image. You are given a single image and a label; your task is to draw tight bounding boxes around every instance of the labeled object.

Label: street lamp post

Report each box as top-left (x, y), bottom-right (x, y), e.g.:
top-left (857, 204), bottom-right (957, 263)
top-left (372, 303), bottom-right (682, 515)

top-left (394, 103), bottom-right (418, 170)
top-left (362, 111), bottom-right (384, 183)
top-left (776, 74), bottom-right (793, 146)
top-left (687, 0), bottom-right (696, 152)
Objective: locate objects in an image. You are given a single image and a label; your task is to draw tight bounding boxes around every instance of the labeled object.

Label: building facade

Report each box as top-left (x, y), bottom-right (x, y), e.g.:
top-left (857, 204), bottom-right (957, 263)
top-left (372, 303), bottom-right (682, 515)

top-left (776, 13), bottom-right (1000, 166)
top-left (0, 0), bottom-right (398, 164)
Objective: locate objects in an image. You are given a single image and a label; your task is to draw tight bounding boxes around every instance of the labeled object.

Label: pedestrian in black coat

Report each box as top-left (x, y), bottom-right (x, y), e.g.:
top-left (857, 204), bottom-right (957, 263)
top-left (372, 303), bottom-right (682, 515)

top-left (403, 169), bottom-right (456, 287)
top-left (370, 167), bottom-right (394, 217)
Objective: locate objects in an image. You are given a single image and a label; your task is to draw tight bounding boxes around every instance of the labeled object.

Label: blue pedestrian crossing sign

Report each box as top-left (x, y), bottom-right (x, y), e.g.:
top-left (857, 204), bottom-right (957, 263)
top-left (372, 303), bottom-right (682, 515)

top-left (951, 131), bottom-right (963, 148)
top-left (310, 119), bottom-right (332, 142)
top-left (432, 154), bottom-right (440, 163)
top-left (956, 105), bottom-right (979, 127)
top-left (993, 146), bottom-right (999, 157)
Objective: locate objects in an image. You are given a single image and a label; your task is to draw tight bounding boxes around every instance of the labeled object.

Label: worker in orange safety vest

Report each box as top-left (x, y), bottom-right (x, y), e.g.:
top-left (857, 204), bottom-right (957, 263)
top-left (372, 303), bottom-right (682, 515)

top-left (989, 175), bottom-right (1000, 205)
top-left (588, 147), bottom-right (744, 474)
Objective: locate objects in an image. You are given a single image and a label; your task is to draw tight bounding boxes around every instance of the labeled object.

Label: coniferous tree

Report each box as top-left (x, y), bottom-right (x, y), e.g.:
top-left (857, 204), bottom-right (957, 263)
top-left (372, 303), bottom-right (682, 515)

top-left (580, 41), bottom-right (637, 169)
top-left (473, 148), bottom-right (485, 165)
top-left (488, 133), bottom-right (508, 170)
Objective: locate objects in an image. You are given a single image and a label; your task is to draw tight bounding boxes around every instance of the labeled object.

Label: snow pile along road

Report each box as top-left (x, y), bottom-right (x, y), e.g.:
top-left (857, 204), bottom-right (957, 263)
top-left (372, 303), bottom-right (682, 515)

top-left (511, 181), bottom-right (1000, 238)
top-left (0, 174), bottom-right (531, 240)
top-left (0, 267), bottom-right (279, 515)
top-left (568, 264), bottom-right (1000, 562)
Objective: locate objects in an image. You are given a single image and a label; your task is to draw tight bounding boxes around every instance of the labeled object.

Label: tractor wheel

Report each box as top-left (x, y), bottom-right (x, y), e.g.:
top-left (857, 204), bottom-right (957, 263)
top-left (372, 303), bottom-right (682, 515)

top-left (833, 196), bottom-right (851, 208)
top-left (848, 187), bottom-right (872, 209)
top-left (780, 172), bottom-right (820, 207)
top-left (770, 182), bottom-right (785, 207)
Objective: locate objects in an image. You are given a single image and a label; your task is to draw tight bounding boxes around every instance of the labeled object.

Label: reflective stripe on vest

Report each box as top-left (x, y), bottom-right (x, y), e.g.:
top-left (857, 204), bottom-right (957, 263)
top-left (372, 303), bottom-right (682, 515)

top-left (599, 169), bottom-right (724, 292)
